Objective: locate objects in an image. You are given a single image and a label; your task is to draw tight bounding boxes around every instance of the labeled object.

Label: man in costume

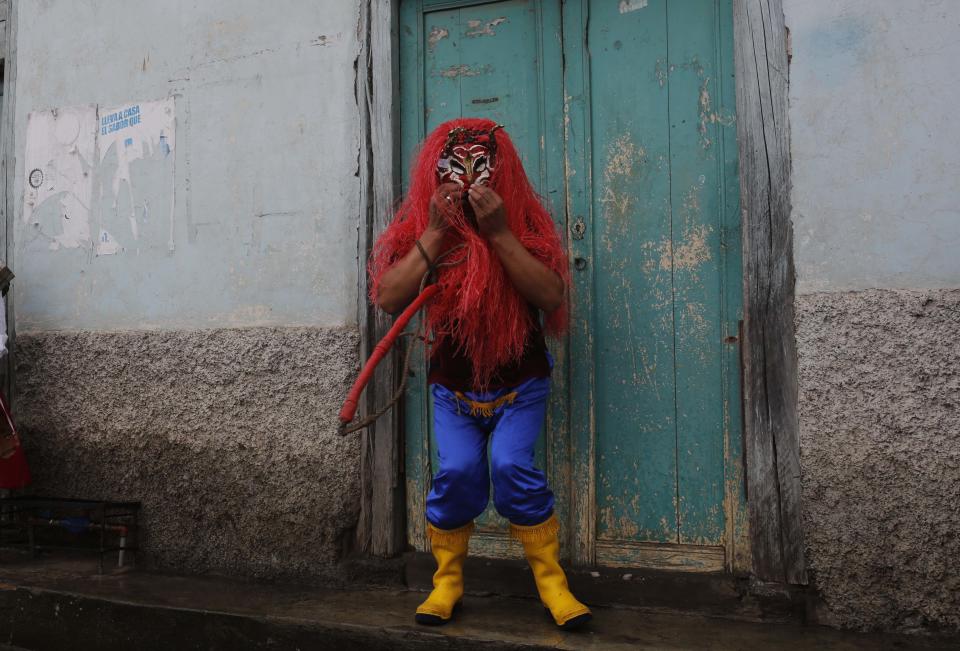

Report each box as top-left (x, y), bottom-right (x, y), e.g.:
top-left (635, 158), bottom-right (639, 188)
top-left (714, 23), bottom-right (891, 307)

top-left (370, 118), bottom-right (591, 630)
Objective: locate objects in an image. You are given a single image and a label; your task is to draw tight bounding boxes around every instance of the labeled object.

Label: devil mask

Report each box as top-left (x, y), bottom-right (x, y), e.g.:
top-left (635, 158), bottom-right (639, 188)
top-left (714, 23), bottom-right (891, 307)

top-left (371, 118), bottom-right (568, 390)
top-left (436, 124), bottom-right (502, 191)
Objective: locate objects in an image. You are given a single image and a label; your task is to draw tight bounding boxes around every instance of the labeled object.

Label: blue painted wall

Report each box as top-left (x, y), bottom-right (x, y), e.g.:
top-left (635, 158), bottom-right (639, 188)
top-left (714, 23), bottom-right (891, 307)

top-left (11, 0), bottom-right (361, 331)
top-left (785, 0), bottom-right (960, 292)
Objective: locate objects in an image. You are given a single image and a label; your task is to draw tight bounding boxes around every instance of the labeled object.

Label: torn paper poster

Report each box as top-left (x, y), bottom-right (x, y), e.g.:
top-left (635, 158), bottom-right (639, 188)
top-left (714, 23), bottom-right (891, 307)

top-left (22, 98), bottom-right (176, 256)
top-left (22, 105), bottom-right (98, 250)
top-left (97, 98), bottom-right (176, 255)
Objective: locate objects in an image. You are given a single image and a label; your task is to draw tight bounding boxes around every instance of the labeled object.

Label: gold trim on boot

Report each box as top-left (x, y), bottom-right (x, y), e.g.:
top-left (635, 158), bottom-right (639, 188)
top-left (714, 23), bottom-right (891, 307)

top-left (415, 521), bottom-right (474, 626)
top-left (512, 515), bottom-right (592, 630)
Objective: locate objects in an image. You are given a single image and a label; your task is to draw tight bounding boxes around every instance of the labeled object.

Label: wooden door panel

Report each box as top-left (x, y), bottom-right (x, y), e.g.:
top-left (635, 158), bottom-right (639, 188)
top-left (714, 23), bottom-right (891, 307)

top-left (588, 0), bottom-right (678, 545)
top-left (401, 0), bottom-right (566, 555)
top-left (572, 0), bottom-right (743, 568)
top-left (666, 2), bottom-right (735, 546)
top-left (400, 0), bottom-right (745, 569)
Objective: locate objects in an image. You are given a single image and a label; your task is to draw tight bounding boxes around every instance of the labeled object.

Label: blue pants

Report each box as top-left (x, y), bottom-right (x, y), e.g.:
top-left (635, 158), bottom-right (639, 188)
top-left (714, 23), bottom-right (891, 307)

top-left (426, 375), bottom-right (555, 530)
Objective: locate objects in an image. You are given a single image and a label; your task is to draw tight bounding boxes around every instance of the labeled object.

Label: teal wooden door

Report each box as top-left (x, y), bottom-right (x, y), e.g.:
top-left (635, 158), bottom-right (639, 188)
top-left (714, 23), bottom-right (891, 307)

top-left (400, 0), bottom-right (568, 559)
top-left (400, 0), bottom-right (746, 571)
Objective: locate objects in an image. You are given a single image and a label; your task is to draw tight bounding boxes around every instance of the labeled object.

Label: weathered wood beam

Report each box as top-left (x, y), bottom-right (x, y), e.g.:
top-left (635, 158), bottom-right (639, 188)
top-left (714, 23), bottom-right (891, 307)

top-left (732, 0), bottom-right (807, 585)
top-left (356, 0), bottom-right (404, 557)
top-left (1, 1), bottom-right (16, 403)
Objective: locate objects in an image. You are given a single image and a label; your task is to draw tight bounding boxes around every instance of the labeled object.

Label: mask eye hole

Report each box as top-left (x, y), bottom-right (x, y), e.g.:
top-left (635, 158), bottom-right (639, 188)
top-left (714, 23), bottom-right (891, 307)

top-left (474, 157), bottom-right (487, 173)
top-left (450, 160), bottom-right (466, 174)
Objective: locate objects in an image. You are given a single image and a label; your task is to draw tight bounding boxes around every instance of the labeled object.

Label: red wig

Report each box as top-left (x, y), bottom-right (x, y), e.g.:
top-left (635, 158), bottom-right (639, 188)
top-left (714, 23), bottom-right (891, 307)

top-left (369, 118), bottom-right (568, 390)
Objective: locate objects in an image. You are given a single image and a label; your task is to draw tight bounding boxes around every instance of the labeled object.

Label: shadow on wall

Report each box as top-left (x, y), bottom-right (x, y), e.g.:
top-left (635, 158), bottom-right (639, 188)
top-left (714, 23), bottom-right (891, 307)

top-left (13, 326), bottom-right (364, 582)
top-left (797, 289), bottom-right (960, 634)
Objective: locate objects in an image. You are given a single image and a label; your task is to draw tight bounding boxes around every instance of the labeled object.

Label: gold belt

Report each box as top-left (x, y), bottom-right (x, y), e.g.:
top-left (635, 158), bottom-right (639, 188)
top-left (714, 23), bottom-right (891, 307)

top-left (453, 391), bottom-right (518, 417)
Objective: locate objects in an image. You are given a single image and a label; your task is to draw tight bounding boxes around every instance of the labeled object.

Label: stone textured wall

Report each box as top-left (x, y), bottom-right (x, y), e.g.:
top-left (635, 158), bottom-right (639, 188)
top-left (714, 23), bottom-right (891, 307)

top-left (14, 326), bottom-right (361, 582)
top-left (786, 0), bottom-right (960, 635)
top-left (797, 289), bottom-right (960, 633)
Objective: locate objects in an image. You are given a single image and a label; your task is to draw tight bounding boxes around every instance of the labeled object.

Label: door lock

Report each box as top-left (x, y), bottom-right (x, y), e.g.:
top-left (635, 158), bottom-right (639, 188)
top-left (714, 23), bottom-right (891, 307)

top-left (572, 217), bottom-right (586, 240)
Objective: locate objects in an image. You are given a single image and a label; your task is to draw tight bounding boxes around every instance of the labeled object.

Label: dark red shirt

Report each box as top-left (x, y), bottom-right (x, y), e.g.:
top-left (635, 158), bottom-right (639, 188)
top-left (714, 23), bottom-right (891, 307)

top-left (427, 310), bottom-right (551, 392)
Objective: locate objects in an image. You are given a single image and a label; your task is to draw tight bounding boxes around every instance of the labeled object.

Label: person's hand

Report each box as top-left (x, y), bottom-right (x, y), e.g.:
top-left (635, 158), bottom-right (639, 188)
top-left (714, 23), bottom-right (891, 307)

top-left (427, 183), bottom-right (463, 234)
top-left (467, 185), bottom-right (508, 238)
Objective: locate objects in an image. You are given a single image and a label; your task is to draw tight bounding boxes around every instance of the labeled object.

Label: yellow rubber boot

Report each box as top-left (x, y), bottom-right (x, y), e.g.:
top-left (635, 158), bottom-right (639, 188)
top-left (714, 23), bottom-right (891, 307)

top-left (512, 514), bottom-right (592, 630)
top-left (415, 521), bottom-right (473, 625)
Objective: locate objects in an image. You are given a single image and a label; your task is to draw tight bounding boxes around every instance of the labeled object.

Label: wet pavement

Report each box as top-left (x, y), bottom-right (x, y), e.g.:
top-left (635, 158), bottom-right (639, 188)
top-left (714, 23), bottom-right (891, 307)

top-left (0, 554), bottom-right (956, 650)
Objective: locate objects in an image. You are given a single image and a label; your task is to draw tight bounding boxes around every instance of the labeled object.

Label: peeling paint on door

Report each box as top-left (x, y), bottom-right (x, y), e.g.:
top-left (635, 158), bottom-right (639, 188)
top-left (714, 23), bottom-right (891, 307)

top-left (669, 224), bottom-right (713, 272)
top-left (428, 25), bottom-right (449, 50)
top-left (587, 0), bottom-right (743, 561)
top-left (439, 63), bottom-right (492, 78)
top-left (619, 0), bottom-right (649, 14)
top-left (465, 17), bottom-right (508, 37)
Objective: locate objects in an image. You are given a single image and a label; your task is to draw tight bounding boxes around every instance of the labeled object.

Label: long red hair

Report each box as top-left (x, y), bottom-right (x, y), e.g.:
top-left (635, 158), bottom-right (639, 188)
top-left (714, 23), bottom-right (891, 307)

top-left (369, 118), bottom-right (568, 389)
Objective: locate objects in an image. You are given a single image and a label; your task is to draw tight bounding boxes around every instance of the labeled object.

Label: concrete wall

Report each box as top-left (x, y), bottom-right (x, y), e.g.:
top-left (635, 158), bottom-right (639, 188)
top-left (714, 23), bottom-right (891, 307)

top-left (16, 327), bottom-right (360, 580)
top-left (14, 1), bottom-right (359, 329)
top-left (785, 0), bottom-right (960, 634)
top-left (796, 289), bottom-right (959, 634)
top-left (787, 0), bottom-right (960, 293)
top-left (10, 0), bottom-right (364, 581)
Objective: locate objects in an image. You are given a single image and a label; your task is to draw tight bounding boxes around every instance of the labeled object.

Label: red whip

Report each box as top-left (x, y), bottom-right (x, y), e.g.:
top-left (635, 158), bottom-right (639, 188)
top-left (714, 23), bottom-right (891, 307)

top-left (338, 284), bottom-right (440, 428)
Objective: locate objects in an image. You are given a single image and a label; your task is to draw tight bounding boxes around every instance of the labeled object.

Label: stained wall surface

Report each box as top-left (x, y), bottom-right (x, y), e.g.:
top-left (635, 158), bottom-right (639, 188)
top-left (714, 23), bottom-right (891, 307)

top-left (786, 0), bottom-right (960, 293)
top-left (10, 0), bottom-right (364, 581)
top-left (12, 0), bottom-right (359, 330)
top-left (785, 0), bottom-right (960, 633)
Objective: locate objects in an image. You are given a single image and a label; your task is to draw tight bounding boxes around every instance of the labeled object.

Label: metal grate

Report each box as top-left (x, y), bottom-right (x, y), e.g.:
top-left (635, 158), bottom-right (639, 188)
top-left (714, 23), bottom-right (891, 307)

top-left (0, 496), bottom-right (141, 573)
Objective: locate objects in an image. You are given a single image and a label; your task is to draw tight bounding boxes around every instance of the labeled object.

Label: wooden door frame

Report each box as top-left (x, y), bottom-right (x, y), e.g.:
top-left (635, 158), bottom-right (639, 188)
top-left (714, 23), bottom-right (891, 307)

top-left (356, 0), bottom-right (806, 585)
top-left (0, 0), bottom-right (15, 403)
